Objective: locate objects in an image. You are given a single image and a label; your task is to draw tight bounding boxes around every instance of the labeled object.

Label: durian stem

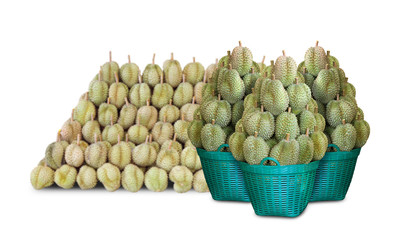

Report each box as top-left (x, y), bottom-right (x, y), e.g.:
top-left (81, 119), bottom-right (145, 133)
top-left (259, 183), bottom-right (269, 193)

top-left (107, 97), bottom-right (111, 104)
top-left (286, 133), bottom-right (290, 141)
top-left (145, 135), bottom-right (149, 144)
top-left (99, 135), bottom-right (103, 142)
top-left (77, 134), bottom-right (80, 145)
top-left (126, 134), bottom-right (129, 143)
top-left (98, 70), bottom-right (102, 81)
top-left (211, 119), bottom-right (216, 125)
top-left (163, 115), bottom-right (166, 123)
top-left (91, 113), bottom-right (95, 121)
top-left (314, 107), bottom-right (318, 114)
top-left (327, 50), bottom-right (330, 56)
top-left (168, 141), bottom-right (173, 150)
top-left (336, 94), bottom-right (340, 101)
top-left (160, 74), bottom-right (164, 84)
top-left (138, 74), bottom-right (142, 84)
top-left (115, 72), bottom-right (119, 84)
top-left (333, 62), bottom-right (337, 67)
top-left (149, 134), bottom-right (153, 143)
top-left (94, 133), bottom-right (98, 143)
top-left (251, 88), bottom-right (255, 94)
top-left (303, 67), bottom-right (307, 74)
top-left (152, 53), bottom-right (156, 65)
top-left (110, 115), bottom-right (113, 126)
top-left (128, 55), bottom-right (131, 64)
top-left (215, 58), bottom-right (218, 65)
top-left (71, 109), bottom-right (74, 122)
top-left (192, 96), bottom-right (195, 104)
top-left (193, 57), bottom-right (196, 63)
top-left (295, 77), bottom-right (299, 84)
top-left (146, 99), bottom-right (150, 106)
top-left (325, 64), bottom-right (329, 70)
top-left (264, 72), bottom-right (267, 78)
top-left (314, 125), bottom-right (318, 132)
top-left (182, 114), bottom-right (185, 121)
top-left (262, 56), bottom-right (265, 64)
top-left (173, 133), bottom-right (177, 142)
top-left (342, 119), bottom-right (346, 124)
top-left (272, 74), bottom-right (275, 80)
top-left (238, 41), bottom-right (242, 47)
top-left (261, 105), bottom-right (264, 112)
top-left (288, 107), bottom-right (291, 113)
top-left (254, 131), bottom-right (258, 137)
top-left (169, 99), bottom-right (172, 105)
top-left (117, 134), bottom-right (121, 144)
top-left (57, 130), bottom-right (62, 142)
top-left (306, 128), bottom-right (310, 136)
top-left (282, 50), bottom-right (286, 56)
top-left (171, 52), bottom-right (174, 60)
top-left (137, 116), bottom-right (140, 126)
top-left (251, 67), bottom-right (254, 74)
top-left (125, 97), bottom-right (129, 106)
top-left (306, 105), bottom-right (309, 110)
top-left (109, 51), bottom-right (112, 63)
top-left (218, 94), bottom-right (221, 101)
top-left (182, 74), bottom-right (185, 83)
top-left (315, 41), bottom-right (319, 47)
top-left (203, 73), bottom-right (207, 83)
top-left (228, 64), bottom-right (232, 70)
top-left (270, 60), bottom-right (274, 67)
top-left (85, 92), bottom-right (89, 101)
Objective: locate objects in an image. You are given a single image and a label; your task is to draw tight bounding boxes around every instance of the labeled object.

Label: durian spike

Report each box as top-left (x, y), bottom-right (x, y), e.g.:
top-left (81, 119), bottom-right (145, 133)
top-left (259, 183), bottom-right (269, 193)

top-left (57, 130), bottom-right (62, 142)
top-left (325, 64), bottom-right (329, 70)
top-left (286, 133), bottom-right (290, 141)
top-left (192, 96), bottom-right (195, 104)
top-left (228, 64), bottom-right (232, 70)
top-left (288, 107), bottom-right (291, 113)
top-left (303, 67), bottom-right (307, 74)
top-left (107, 97), bottom-right (111, 104)
top-left (211, 119), bottom-right (216, 125)
top-left (94, 133), bottom-right (98, 144)
top-left (342, 119), bottom-right (346, 124)
top-left (254, 131), bottom-right (258, 137)
top-left (315, 41), bottom-right (319, 47)
top-left (137, 116), bottom-right (140, 126)
top-left (125, 97), bottom-right (129, 106)
top-left (282, 50), bottom-right (286, 56)
top-left (128, 55), bottom-right (131, 64)
top-left (152, 53), bottom-right (156, 65)
top-left (306, 128), bottom-right (310, 136)
top-left (193, 57), bottom-right (196, 63)
top-left (71, 109), bottom-right (74, 123)
top-left (238, 41), bottom-right (242, 47)
top-left (77, 134), bottom-right (81, 145)
top-left (173, 133), bottom-right (177, 142)
top-left (145, 135), bottom-right (149, 144)
top-left (314, 107), bottom-right (318, 114)
top-left (114, 71), bottom-right (119, 84)
top-left (261, 56), bottom-right (265, 64)
top-left (110, 115), bottom-right (113, 126)
top-left (149, 134), bottom-right (153, 143)
top-left (109, 51), bottom-right (112, 63)
top-left (314, 125), bottom-right (318, 132)
top-left (117, 134), bottom-right (121, 144)
top-left (336, 94), bottom-right (340, 101)
top-left (170, 52), bottom-right (174, 60)
top-left (327, 50), bottom-right (330, 56)
top-left (168, 141), bottom-right (173, 150)
top-left (251, 67), bottom-right (254, 74)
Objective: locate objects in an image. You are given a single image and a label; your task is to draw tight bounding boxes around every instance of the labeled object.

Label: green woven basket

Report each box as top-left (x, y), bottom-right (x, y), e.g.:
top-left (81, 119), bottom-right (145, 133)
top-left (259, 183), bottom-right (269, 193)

top-left (196, 144), bottom-right (250, 202)
top-left (310, 144), bottom-right (361, 202)
top-left (239, 158), bottom-right (319, 217)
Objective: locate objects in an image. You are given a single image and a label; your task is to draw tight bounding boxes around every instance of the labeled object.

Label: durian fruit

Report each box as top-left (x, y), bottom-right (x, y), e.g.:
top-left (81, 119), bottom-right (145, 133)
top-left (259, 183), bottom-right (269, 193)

top-left (118, 98), bottom-right (137, 130)
top-left (341, 80), bottom-right (356, 98)
top-left (174, 114), bottom-right (190, 143)
top-left (82, 114), bottom-right (101, 143)
top-left (231, 100), bottom-right (244, 127)
top-left (183, 57), bottom-right (205, 85)
top-left (97, 163), bottom-right (121, 192)
top-left (45, 131), bottom-right (69, 170)
top-left (127, 116), bottom-right (149, 145)
top-left (163, 52), bottom-right (183, 88)
top-left (265, 138), bottom-right (278, 149)
top-left (254, 73), bottom-right (271, 103)
top-left (101, 51), bottom-right (119, 85)
top-left (270, 133), bottom-right (299, 165)
top-left (243, 105), bottom-right (275, 140)
top-left (219, 64), bottom-right (245, 104)
top-left (257, 56), bottom-right (267, 74)
top-left (200, 94), bottom-right (231, 127)
top-left (194, 75), bottom-right (207, 104)
top-left (187, 112), bottom-right (204, 148)
top-left (151, 116), bottom-right (174, 145)
top-left (76, 165), bottom-right (97, 190)
top-left (331, 62), bottom-right (346, 88)
top-left (218, 51), bottom-right (231, 68)
top-left (100, 135), bottom-right (112, 152)
top-left (173, 74), bottom-right (194, 107)
top-left (108, 135), bottom-right (132, 170)
top-left (316, 99), bottom-right (326, 116)
top-left (299, 106), bottom-right (317, 135)
top-left (98, 98), bottom-right (118, 127)
top-left (228, 124), bottom-right (247, 162)
top-left (89, 70), bottom-right (108, 106)
top-left (244, 88), bottom-right (260, 111)
top-left (231, 41), bottom-right (253, 77)
top-left (180, 97), bottom-right (200, 122)
top-left (297, 129), bottom-right (314, 164)
top-left (159, 100), bottom-right (180, 123)
top-left (262, 60), bottom-right (275, 79)
top-left (73, 92), bottom-right (96, 126)
top-left (302, 67), bottom-right (315, 89)
top-left (30, 162), bottom-right (54, 190)
top-left (85, 134), bottom-right (107, 169)
top-left (180, 146), bottom-right (201, 172)
top-left (353, 114), bottom-right (370, 148)
top-left (326, 50), bottom-right (339, 68)
top-left (287, 78), bottom-right (312, 114)
top-left (331, 119), bottom-right (357, 151)
top-left (243, 132), bottom-right (270, 165)
top-left (251, 61), bottom-right (260, 73)
top-left (295, 71), bottom-right (306, 84)
top-left (274, 50), bottom-right (297, 87)
top-left (160, 134), bottom-right (183, 154)
top-left (326, 94), bottom-right (356, 127)
top-left (169, 166), bottom-right (193, 193)
top-left (260, 74), bottom-right (289, 116)
top-left (306, 98), bottom-right (318, 113)
top-left (356, 107), bottom-right (365, 121)
top-left (54, 164), bottom-right (77, 189)
top-left (149, 134), bottom-right (160, 153)
top-left (313, 107), bottom-right (326, 132)
top-left (65, 134), bottom-right (85, 167)
top-left (205, 58), bottom-right (218, 83)
top-left (102, 116), bottom-right (125, 145)
top-left (143, 53), bottom-right (162, 87)
top-left (193, 170), bottom-right (209, 192)
top-left (312, 64), bottom-right (340, 104)
top-left (60, 109), bottom-right (82, 143)
top-left (120, 55), bottom-right (140, 88)
top-left (275, 107), bottom-right (299, 141)
top-left (243, 67), bottom-right (261, 95)
top-left (156, 141), bottom-right (180, 172)
top-left (132, 136), bottom-right (157, 167)
top-left (152, 74), bottom-right (174, 109)
top-left (108, 72), bottom-right (129, 109)
top-left (310, 126), bottom-right (328, 160)
top-left (129, 75), bottom-right (151, 108)
top-left (304, 41), bottom-right (327, 77)
top-left (201, 119), bottom-right (226, 152)
top-left (38, 158), bottom-right (46, 166)
top-left (121, 164), bottom-right (144, 192)
top-left (137, 99), bottom-right (158, 130)
top-left (222, 125), bottom-right (234, 142)
top-left (144, 166), bottom-right (168, 192)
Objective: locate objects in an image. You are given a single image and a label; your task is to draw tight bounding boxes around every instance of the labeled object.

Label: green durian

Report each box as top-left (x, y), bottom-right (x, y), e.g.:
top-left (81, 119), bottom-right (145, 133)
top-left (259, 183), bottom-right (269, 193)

top-left (200, 94), bottom-right (231, 127)
top-left (73, 92), bottom-right (96, 126)
top-left (129, 76), bottom-right (151, 108)
top-left (326, 94), bottom-right (356, 127)
top-left (149, 134), bottom-right (160, 153)
top-left (295, 71), bottom-right (306, 84)
top-left (144, 167), bottom-right (168, 192)
top-left (243, 67), bottom-right (261, 95)
top-left (265, 138), bottom-right (278, 149)
top-left (108, 72), bottom-right (129, 109)
top-left (119, 55), bottom-right (140, 88)
top-left (102, 118), bottom-right (125, 145)
top-left (82, 114), bottom-right (101, 144)
top-left (136, 99), bottom-right (158, 130)
top-left (312, 64), bottom-right (340, 104)
top-left (231, 41), bottom-right (252, 76)
top-left (274, 50), bottom-right (297, 87)
top-left (304, 41), bottom-right (327, 76)
top-left (205, 59), bottom-right (218, 84)
top-left (297, 61), bottom-right (305, 73)
top-left (85, 134), bottom-right (107, 169)
top-left (201, 83), bottom-right (216, 104)
top-left (222, 125), bottom-right (235, 142)
top-left (299, 106), bottom-right (317, 135)
top-left (125, 134), bottom-right (136, 150)
top-left (156, 141), bottom-right (180, 172)
top-left (194, 76), bottom-right (207, 104)
top-left (235, 119), bottom-right (244, 132)
top-left (101, 51), bottom-right (119, 85)
top-left (270, 133), bottom-right (299, 165)
top-left (331, 119), bottom-right (357, 151)
top-left (306, 98), bottom-right (318, 114)
top-left (117, 98), bottom-right (137, 130)
top-left (159, 99), bottom-right (180, 123)
top-left (257, 56), bottom-right (267, 74)
top-left (228, 125), bottom-right (247, 162)
top-left (218, 64), bottom-right (245, 104)
top-left (30, 163), bottom-right (54, 190)
top-left (60, 109), bottom-right (82, 143)
top-left (316, 99), bottom-right (326, 116)
top-left (108, 135), bottom-right (131, 170)
top-left (310, 126), bottom-right (328, 160)
top-left (173, 74), bottom-right (194, 107)
top-left (193, 170), bottom-right (209, 193)
top-left (353, 114), bottom-right (370, 148)
top-left (356, 107), bottom-right (364, 120)
top-left (174, 115), bottom-right (190, 143)
top-left (169, 166), bottom-right (193, 193)
top-left (243, 132), bottom-right (270, 165)
top-left (313, 107), bottom-right (326, 132)
top-left (262, 60), bottom-right (275, 78)
top-left (151, 75), bottom-right (174, 109)
top-left (297, 130), bottom-right (314, 164)
top-left (244, 89), bottom-right (260, 111)
top-left (183, 57), bottom-right (205, 85)
top-left (287, 78), bottom-right (311, 114)
top-left (163, 52), bottom-right (182, 88)
top-left (180, 97), bottom-right (200, 122)
top-left (187, 112), bottom-right (204, 148)
top-left (151, 116), bottom-right (174, 145)
top-left (231, 100), bottom-right (244, 127)
top-left (76, 165), bottom-right (97, 190)
top-left (251, 61), bottom-right (260, 73)
top-left (181, 146), bottom-right (202, 172)
top-left (275, 107), bottom-right (299, 141)
top-left (243, 105), bottom-right (275, 140)
top-left (121, 164), bottom-right (144, 192)
top-left (98, 98), bottom-right (118, 127)
top-left (97, 163), bottom-right (121, 192)
top-left (127, 116), bottom-right (149, 145)
top-left (89, 70), bottom-right (108, 106)
top-left (161, 134), bottom-right (183, 154)
top-left (132, 136), bottom-right (157, 167)
top-left (326, 50), bottom-right (339, 68)
top-left (45, 131), bottom-right (69, 170)
top-left (64, 134), bottom-right (84, 167)
top-left (142, 53), bottom-right (162, 87)
top-left (54, 164), bottom-right (77, 189)
top-left (341, 81), bottom-right (356, 98)
top-left (218, 51), bottom-right (231, 68)
top-left (260, 74), bottom-right (289, 116)
top-left (201, 119), bottom-right (226, 152)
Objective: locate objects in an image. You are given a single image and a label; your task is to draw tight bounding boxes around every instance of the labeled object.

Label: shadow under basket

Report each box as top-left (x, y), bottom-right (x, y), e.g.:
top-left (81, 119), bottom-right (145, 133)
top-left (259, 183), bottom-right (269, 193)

top-left (196, 144), bottom-right (250, 202)
top-left (239, 158), bottom-right (319, 217)
top-left (310, 144), bottom-right (361, 202)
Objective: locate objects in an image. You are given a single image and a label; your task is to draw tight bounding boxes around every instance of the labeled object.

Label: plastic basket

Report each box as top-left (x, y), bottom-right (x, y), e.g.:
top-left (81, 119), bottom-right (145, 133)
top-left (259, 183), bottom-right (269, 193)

top-left (310, 144), bottom-right (361, 202)
top-left (197, 144), bottom-right (250, 202)
top-left (239, 158), bottom-right (319, 217)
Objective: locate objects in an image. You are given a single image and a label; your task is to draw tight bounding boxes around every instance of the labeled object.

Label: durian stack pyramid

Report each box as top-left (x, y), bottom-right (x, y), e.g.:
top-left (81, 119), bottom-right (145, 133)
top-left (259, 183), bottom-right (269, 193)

top-left (189, 41), bottom-right (370, 167)
top-left (31, 52), bottom-right (209, 193)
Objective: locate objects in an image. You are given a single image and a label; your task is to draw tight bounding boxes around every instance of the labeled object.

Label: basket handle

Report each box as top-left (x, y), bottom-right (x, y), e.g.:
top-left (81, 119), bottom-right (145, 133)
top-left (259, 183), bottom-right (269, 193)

top-left (328, 144), bottom-right (341, 152)
top-left (217, 144), bottom-right (229, 152)
top-left (260, 157), bottom-right (281, 166)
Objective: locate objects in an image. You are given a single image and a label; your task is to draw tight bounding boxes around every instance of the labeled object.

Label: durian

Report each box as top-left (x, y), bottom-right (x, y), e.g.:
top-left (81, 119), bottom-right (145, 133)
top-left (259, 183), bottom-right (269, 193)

top-left (60, 109), bottom-right (82, 143)
top-left (312, 64), bottom-right (340, 104)
top-left (275, 107), bottom-right (299, 141)
top-left (101, 51), bottom-right (119, 85)
top-left (54, 164), bottom-right (77, 189)
top-left (102, 116), bottom-right (125, 145)
top-left (331, 119), bottom-right (357, 151)
top-left (97, 163), bottom-right (121, 192)
top-left (108, 135), bottom-right (132, 170)
top-left (85, 134), bottom-right (107, 169)
top-left (30, 163), bottom-right (54, 190)
top-left (159, 99), bottom-right (180, 123)
top-left (297, 129), bottom-right (314, 164)
top-left (136, 99), bottom-right (158, 130)
top-left (193, 170), bottom-right (209, 193)
top-left (180, 97), bottom-right (200, 122)
top-left (187, 112), bottom-right (204, 148)
top-left (65, 134), bottom-right (84, 167)
top-left (156, 141), bottom-right (180, 172)
top-left (243, 67), bottom-right (261, 95)
top-left (310, 126), bottom-right (328, 160)
top-left (218, 64), bottom-right (245, 104)
top-left (98, 98), bottom-right (118, 127)
top-left (183, 57), bottom-right (205, 85)
top-left (127, 116), bottom-right (149, 145)
top-left (118, 98), bottom-right (137, 129)
top-left (326, 94), bottom-right (356, 127)
top-left (89, 70), bottom-right (108, 106)
top-left (260, 74), bottom-right (289, 116)
top-left (144, 167), bottom-right (168, 192)
top-left (142, 53), bottom-right (162, 87)
top-left (180, 146), bottom-right (202, 172)
top-left (353, 114), bottom-right (370, 148)
top-left (82, 114), bottom-right (101, 143)
top-left (299, 106), bottom-right (317, 135)
top-left (132, 136), bottom-right (157, 167)
top-left (108, 72), bottom-right (129, 109)
top-left (151, 74), bottom-right (174, 109)
top-left (274, 50), bottom-right (297, 87)
top-left (270, 133), bottom-right (299, 165)
top-left (129, 75), bottom-right (151, 108)
top-left (119, 55), bottom-right (140, 88)
top-left (243, 105), bottom-right (275, 140)
top-left (151, 116), bottom-right (174, 145)
top-left (73, 92), bottom-right (96, 126)
top-left (76, 165), bottom-right (97, 190)
top-left (121, 164), bottom-right (144, 192)
top-left (231, 41), bottom-right (253, 77)
top-left (45, 131), bottom-right (68, 170)
top-left (200, 94), bottom-right (231, 127)
top-left (304, 41), bottom-right (327, 77)
top-left (287, 78), bottom-right (311, 114)
top-left (200, 119), bottom-right (226, 152)
top-left (169, 166), bottom-right (193, 193)
top-left (228, 124), bottom-right (247, 162)
top-left (243, 132), bottom-right (270, 165)
top-left (173, 74), bottom-right (193, 108)
top-left (174, 114), bottom-right (190, 143)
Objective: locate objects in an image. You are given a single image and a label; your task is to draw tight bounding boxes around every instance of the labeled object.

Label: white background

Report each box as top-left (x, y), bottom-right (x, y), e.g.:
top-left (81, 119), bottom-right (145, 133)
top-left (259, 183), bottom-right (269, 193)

top-left (0, 0), bottom-right (410, 239)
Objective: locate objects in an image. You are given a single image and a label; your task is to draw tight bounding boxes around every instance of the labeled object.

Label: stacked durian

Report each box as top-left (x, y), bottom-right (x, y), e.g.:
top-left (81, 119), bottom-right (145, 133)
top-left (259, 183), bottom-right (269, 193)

top-left (189, 41), bottom-right (370, 166)
top-left (31, 52), bottom-right (209, 193)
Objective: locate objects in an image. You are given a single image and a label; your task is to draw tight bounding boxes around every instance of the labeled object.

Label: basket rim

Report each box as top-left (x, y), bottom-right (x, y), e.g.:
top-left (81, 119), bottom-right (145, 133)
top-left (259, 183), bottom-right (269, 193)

top-left (322, 144), bottom-right (361, 160)
top-left (239, 159), bottom-right (320, 175)
top-left (196, 144), bottom-right (235, 160)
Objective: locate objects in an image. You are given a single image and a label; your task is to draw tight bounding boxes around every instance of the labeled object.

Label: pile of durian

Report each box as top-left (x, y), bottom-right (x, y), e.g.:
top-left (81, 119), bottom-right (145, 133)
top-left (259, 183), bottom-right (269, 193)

top-left (31, 52), bottom-right (210, 193)
top-left (188, 41), bottom-right (370, 166)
